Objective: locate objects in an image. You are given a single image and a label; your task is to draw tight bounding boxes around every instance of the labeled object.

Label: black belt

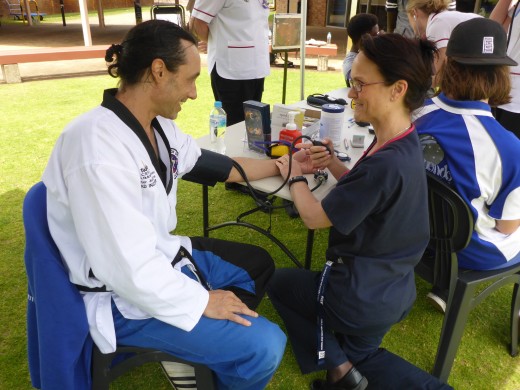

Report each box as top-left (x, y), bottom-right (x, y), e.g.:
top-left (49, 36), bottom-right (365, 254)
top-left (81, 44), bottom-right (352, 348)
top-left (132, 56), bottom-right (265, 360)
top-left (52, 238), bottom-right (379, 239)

top-left (171, 246), bottom-right (211, 290)
top-left (75, 268), bottom-right (110, 292)
top-left (75, 246), bottom-right (209, 292)
top-left (171, 246), bottom-right (190, 267)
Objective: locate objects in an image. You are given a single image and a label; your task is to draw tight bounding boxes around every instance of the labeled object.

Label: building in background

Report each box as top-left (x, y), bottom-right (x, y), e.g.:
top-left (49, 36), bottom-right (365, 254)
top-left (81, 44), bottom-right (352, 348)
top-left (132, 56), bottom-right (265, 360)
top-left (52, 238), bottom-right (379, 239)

top-left (276, 0), bottom-right (387, 29)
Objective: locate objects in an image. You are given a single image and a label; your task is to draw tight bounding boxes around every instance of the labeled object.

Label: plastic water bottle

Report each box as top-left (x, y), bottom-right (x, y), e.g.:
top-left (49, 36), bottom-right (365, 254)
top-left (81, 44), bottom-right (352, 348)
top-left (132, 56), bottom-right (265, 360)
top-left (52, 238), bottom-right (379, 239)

top-left (209, 101), bottom-right (227, 154)
top-left (326, 32), bottom-right (331, 45)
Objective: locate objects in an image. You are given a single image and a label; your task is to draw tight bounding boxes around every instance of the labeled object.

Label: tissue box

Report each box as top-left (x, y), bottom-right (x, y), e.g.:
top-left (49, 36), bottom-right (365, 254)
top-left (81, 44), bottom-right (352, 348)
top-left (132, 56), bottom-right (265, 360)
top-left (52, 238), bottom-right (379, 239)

top-left (271, 104), bottom-right (305, 140)
top-left (271, 104), bottom-right (321, 140)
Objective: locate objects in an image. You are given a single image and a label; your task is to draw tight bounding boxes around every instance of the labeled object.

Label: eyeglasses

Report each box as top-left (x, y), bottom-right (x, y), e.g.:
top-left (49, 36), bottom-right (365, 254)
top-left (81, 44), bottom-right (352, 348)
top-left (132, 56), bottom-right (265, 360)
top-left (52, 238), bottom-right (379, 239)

top-left (348, 79), bottom-right (386, 93)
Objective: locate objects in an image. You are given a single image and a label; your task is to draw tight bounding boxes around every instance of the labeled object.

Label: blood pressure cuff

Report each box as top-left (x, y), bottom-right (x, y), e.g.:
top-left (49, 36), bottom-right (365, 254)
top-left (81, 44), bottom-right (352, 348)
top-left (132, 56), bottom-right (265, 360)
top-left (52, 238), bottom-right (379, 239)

top-left (306, 93), bottom-right (347, 108)
top-left (182, 149), bottom-right (234, 187)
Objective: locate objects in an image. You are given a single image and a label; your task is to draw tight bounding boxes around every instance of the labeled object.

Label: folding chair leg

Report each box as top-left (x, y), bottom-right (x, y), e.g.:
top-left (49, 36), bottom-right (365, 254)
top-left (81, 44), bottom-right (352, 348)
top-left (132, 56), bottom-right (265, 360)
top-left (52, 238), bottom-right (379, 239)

top-left (91, 346), bottom-right (114, 390)
top-left (194, 365), bottom-right (216, 389)
top-left (510, 283), bottom-right (520, 357)
top-left (432, 282), bottom-right (474, 382)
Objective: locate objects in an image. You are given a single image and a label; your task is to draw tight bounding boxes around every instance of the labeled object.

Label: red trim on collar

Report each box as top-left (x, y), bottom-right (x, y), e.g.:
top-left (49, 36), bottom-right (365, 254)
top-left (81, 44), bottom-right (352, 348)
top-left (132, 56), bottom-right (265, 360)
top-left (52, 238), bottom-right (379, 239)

top-left (344, 124), bottom-right (416, 176)
top-left (387, 124), bottom-right (415, 145)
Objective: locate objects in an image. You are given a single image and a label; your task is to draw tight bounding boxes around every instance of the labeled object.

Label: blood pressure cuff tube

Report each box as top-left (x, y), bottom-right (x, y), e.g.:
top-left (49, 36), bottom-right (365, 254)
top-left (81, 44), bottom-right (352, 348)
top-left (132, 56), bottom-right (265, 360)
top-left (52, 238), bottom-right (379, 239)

top-left (182, 149), bottom-right (234, 187)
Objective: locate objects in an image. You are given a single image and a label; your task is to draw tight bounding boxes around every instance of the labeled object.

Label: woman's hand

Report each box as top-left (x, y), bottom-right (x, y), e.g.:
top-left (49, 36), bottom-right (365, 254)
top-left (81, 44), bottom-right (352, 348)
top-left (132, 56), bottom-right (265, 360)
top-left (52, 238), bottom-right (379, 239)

top-left (300, 138), bottom-right (334, 170)
top-left (293, 149), bottom-right (315, 174)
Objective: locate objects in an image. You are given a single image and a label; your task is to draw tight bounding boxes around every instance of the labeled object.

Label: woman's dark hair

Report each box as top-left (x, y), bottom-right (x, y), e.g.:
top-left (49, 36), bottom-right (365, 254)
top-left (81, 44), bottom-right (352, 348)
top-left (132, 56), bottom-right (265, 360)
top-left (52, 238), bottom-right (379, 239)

top-left (438, 58), bottom-right (512, 106)
top-left (359, 33), bottom-right (437, 111)
top-left (347, 13), bottom-right (378, 43)
top-left (105, 20), bottom-right (198, 85)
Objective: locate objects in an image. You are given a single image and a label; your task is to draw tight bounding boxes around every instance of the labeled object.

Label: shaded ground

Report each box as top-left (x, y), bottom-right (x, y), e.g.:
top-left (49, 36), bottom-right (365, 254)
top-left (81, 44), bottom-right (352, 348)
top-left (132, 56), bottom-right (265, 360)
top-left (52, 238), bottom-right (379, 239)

top-left (0, 10), bottom-right (347, 81)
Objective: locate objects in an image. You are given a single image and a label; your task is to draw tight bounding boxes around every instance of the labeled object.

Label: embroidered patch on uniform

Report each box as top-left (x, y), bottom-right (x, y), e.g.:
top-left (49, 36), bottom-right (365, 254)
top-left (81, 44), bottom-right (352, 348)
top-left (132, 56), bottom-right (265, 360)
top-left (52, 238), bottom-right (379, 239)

top-left (482, 37), bottom-right (494, 54)
top-left (140, 163), bottom-right (157, 189)
top-left (419, 134), bottom-right (453, 184)
top-left (170, 148), bottom-right (179, 179)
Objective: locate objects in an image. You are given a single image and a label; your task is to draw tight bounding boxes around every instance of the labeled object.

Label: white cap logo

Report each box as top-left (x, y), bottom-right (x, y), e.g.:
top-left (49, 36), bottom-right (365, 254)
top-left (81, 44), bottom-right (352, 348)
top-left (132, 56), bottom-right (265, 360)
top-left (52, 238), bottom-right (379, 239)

top-left (483, 37), bottom-right (494, 54)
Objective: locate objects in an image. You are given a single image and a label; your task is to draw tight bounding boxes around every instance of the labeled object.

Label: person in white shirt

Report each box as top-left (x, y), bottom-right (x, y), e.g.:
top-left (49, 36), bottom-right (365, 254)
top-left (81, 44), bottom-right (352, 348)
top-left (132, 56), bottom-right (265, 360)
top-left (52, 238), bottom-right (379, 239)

top-left (189, 0), bottom-right (270, 126)
top-left (386, 0), bottom-right (455, 39)
top-left (42, 20), bottom-right (316, 390)
top-left (407, 0), bottom-right (480, 85)
top-left (491, 0), bottom-right (520, 138)
top-left (387, 0), bottom-right (421, 38)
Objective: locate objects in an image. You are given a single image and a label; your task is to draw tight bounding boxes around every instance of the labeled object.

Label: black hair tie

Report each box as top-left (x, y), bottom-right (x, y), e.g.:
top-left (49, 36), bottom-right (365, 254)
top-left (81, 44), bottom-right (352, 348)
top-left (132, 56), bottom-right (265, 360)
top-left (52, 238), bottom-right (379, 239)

top-left (105, 44), bottom-right (122, 62)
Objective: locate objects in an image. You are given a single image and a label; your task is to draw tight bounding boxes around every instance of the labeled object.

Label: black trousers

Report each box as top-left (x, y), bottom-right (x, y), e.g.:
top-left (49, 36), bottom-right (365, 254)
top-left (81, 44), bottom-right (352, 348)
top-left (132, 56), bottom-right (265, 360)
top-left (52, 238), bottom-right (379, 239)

top-left (267, 267), bottom-right (389, 374)
top-left (495, 107), bottom-right (520, 140)
top-left (210, 65), bottom-right (265, 126)
top-left (355, 348), bottom-right (454, 390)
top-left (268, 267), bottom-right (454, 389)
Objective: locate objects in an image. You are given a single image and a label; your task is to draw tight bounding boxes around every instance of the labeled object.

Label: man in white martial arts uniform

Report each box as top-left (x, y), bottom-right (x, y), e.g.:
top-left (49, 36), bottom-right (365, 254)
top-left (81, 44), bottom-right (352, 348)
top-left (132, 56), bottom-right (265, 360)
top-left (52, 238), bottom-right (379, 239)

top-left (41, 20), bottom-right (311, 390)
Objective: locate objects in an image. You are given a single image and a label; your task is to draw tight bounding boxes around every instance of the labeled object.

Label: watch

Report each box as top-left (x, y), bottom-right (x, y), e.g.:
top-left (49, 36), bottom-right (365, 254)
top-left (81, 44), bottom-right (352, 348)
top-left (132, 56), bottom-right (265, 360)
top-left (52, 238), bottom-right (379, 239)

top-left (288, 175), bottom-right (308, 188)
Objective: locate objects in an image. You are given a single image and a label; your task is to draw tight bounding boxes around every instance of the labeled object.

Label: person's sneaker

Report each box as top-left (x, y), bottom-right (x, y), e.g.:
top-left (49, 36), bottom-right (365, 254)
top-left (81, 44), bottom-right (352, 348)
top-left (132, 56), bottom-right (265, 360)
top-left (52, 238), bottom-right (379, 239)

top-left (160, 361), bottom-right (196, 389)
top-left (426, 291), bottom-right (447, 313)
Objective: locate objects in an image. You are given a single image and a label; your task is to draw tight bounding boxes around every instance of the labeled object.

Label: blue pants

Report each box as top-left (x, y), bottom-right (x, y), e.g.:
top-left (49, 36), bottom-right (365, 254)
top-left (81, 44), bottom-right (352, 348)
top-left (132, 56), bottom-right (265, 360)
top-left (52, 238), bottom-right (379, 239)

top-left (113, 237), bottom-right (286, 390)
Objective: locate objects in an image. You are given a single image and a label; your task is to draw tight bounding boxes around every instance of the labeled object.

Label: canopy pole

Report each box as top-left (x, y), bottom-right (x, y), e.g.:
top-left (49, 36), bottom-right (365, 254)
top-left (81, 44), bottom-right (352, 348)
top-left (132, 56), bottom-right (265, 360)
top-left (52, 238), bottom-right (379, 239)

top-left (78, 0), bottom-right (93, 46)
top-left (23, 0), bottom-right (33, 26)
top-left (299, 0), bottom-right (307, 101)
top-left (97, 0), bottom-right (105, 28)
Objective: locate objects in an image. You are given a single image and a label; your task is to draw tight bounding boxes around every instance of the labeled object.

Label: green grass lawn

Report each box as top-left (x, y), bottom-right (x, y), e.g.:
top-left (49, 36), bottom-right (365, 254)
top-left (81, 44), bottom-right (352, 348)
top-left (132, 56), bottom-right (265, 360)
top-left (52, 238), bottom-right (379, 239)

top-left (1, 64), bottom-right (520, 389)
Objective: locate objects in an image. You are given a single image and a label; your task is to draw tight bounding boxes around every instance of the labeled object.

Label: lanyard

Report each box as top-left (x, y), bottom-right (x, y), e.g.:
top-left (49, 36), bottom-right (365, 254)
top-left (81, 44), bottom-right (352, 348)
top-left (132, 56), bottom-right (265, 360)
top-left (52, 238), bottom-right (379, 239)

top-left (316, 260), bottom-right (334, 366)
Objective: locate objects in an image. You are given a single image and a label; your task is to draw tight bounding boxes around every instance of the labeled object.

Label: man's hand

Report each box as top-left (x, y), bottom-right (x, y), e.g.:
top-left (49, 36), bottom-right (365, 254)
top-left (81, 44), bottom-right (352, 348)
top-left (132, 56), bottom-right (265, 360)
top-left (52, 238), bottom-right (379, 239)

top-left (197, 41), bottom-right (208, 54)
top-left (204, 289), bottom-right (258, 326)
top-left (275, 154), bottom-right (302, 179)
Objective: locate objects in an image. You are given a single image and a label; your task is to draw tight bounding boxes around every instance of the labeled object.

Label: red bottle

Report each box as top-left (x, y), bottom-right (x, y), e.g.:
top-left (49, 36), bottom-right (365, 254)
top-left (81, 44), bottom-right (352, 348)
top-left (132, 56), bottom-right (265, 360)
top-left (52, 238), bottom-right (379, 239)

top-left (279, 111), bottom-right (302, 152)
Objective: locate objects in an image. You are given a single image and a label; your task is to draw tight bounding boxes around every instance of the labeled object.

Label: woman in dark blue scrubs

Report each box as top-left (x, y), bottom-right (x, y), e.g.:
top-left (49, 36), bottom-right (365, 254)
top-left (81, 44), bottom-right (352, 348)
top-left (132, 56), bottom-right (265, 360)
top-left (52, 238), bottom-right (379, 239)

top-left (269, 34), bottom-right (437, 390)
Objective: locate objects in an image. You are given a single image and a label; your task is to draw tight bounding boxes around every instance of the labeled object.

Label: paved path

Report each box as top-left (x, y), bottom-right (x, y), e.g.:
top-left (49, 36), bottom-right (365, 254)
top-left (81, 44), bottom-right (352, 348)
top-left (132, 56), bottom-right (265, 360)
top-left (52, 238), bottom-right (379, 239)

top-left (1, 11), bottom-right (152, 81)
top-left (0, 7), bottom-right (346, 82)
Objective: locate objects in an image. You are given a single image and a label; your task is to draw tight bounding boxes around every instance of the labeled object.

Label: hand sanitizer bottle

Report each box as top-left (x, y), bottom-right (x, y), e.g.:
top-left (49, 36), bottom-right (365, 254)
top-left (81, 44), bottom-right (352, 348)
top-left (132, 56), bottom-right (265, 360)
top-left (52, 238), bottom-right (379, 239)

top-left (279, 111), bottom-right (302, 152)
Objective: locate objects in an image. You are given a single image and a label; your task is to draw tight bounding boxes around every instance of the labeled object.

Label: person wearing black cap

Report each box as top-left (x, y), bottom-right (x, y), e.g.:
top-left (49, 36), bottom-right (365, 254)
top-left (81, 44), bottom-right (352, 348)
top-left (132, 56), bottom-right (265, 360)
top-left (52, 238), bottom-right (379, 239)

top-left (414, 17), bottom-right (520, 311)
top-left (491, 0), bottom-right (520, 138)
top-left (406, 0), bottom-right (479, 85)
